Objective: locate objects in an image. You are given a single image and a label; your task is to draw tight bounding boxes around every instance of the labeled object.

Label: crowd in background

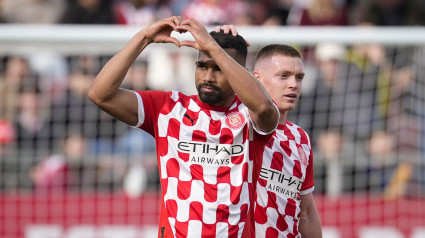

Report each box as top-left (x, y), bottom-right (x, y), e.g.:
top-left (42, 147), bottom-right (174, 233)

top-left (0, 0), bottom-right (424, 199)
top-left (0, 0), bottom-right (425, 27)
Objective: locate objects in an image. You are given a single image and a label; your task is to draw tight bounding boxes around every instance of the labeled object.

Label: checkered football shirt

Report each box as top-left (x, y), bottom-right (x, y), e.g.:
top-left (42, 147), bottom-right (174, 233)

top-left (134, 90), bottom-right (272, 238)
top-left (252, 122), bottom-right (315, 238)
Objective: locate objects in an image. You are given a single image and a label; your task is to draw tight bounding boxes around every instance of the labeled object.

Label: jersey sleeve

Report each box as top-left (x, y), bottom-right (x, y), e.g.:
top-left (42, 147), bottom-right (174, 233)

top-left (249, 101), bottom-right (279, 136)
top-left (300, 134), bottom-right (315, 195)
top-left (133, 90), bottom-right (170, 136)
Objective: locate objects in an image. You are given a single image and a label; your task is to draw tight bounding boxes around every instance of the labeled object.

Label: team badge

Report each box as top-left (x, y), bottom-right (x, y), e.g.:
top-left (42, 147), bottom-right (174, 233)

top-left (297, 145), bottom-right (308, 166)
top-left (225, 112), bottom-right (245, 129)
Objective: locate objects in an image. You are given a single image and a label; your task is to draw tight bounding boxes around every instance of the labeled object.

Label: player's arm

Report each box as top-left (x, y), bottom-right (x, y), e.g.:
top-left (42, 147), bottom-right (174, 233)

top-left (299, 193), bottom-right (323, 238)
top-left (88, 16), bottom-right (182, 126)
top-left (177, 18), bottom-right (279, 132)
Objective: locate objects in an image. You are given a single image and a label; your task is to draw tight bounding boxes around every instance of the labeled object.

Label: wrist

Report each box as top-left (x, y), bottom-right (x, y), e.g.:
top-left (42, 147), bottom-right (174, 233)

top-left (207, 43), bottom-right (225, 57)
top-left (135, 30), bottom-right (153, 47)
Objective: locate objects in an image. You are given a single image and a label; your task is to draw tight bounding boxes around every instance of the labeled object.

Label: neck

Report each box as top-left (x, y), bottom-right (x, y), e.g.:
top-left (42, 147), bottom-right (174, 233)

top-left (197, 94), bottom-right (236, 108)
top-left (279, 111), bottom-right (288, 125)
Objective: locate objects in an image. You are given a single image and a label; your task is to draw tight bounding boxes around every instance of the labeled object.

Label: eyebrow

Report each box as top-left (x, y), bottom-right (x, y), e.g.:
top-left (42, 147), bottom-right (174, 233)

top-left (279, 70), bottom-right (305, 76)
top-left (196, 60), bottom-right (221, 70)
top-left (196, 59), bottom-right (214, 65)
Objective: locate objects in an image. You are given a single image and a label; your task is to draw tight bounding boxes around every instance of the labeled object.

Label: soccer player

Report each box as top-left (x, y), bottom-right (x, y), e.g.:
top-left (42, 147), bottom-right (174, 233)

top-left (88, 16), bottom-right (279, 237)
top-left (246, 44), bottom-right (323, 237)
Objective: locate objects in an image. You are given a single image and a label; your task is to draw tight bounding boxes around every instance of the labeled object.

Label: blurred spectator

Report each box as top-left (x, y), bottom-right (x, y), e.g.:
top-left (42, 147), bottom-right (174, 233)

top-left (0, 119), bottom-right (14, 157)
top-left (289, 42), bottom-right (347, 196)
top-left (118, 59), bottom-right (159, 191)
top-left (386, 65), bottom-right (420, 154)
top-left (59, 0), bottom-right (116, 24)
top-left (338, 43), bottom-right (386, 136)
top-left (0, 0), bottom-right (65, 24)
top-left (290, 42), bottom-right (347, 147)
top-left (0, 118), bottom-right (15, 191)
top-left (27, 53), bottom-right (69, 102)
top-left (5, 81), bottom-right (55, 190)
top-left (169, 0), bottom-right (190, 16)
top-left (113, 0), bottom-right (172, 26)
top-left (348, 0), bottom-right (424, 198)
top-left (30, 153), bottom-right (71, 192)
top-left (295, 0), bottom-right (348, 26)
top-left (288, 0), bottom-right (348, 61)
top-left (289, 42), bottom-right (391, 195)
top-left (13, 82), bottom-right (55, 158)
top-left (121, 59), bottom-right (151, 91)
top-left (365, 130), bottom-right (398, 195)
top-left (0, 119), bottom-right (14, 144)
top-left (333, 43), bottom-right (390, 194)
top-left (59, 133), bottom-right (88, 190)
top-left (30, 130), bottom-right (129, 192)
top-left (49, 59), bottom-right (128, 155)
top-left (355, 0), bottom-right (425, 26)
top-left (117, 59), bottom-right (156, 158)
top-left (30, 132), bottom-right (102, 192)
top-left (50, 65), bottom-right (98, 136)
top-left (68, 54), bottom-right (104, 75)
top-left (0, 56), bottom-right (39, 120)
top-left (351, 0), bottom-right (423, 162)
top-left (376, 46), bottom-right (423, 198)
top-left (182, 0), bottom-right (249, 25)
top-left (233, 13), bottom-right (258, 26)
top-left (261, 0), bottom-right (295, 25)
top-left (116, 117), bottom-right (158, 192)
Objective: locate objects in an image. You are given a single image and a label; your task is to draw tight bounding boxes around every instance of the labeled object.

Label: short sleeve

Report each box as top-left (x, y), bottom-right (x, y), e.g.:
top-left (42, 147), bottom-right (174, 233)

top-left (133, 90), bottom-right (170, 136)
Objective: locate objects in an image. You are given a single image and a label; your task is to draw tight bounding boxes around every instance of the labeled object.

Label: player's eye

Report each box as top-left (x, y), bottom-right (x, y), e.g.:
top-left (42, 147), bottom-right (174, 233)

top-left (214, 65), bottom-right (222, 72)
top-left (196, 61), bottom-right (206, 69)
top-left (278, 74), bottom-right (288, 79)
top-left (296, 75), bottom-right (305, 81)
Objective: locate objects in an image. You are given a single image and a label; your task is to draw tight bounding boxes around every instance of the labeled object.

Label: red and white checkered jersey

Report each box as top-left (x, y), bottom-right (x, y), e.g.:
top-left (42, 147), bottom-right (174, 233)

top-left (253, 122), bottom-right (315, 238)
top-left (134, 90), bottom-right (272, 238)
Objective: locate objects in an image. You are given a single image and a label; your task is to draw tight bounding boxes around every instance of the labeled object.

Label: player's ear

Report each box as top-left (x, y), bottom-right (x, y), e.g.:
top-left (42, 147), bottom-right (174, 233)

top-left (253, 71), bottom-right (261, 81)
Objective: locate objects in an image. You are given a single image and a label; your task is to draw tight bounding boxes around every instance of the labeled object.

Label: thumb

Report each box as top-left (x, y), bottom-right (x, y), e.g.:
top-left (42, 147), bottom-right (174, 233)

top-left (180, 40), bottom-right (197, 49)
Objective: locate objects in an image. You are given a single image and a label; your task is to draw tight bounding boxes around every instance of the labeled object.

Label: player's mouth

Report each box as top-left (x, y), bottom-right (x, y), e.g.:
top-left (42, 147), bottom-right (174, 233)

top-left (201, 86), bottom-right (217, 92)
top-left (284, 93), bottom-right (298, 100)
top-left (199, 83), bottom-right (220, 93)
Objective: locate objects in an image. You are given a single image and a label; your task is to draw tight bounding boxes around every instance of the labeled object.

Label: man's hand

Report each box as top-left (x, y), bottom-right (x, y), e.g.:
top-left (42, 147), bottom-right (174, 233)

top-left (214, 25), bottom-right (251, 47)
top-left (142, 16), bottom-right (183, 47)
top-left (175, 18), bottom-right (217, 51)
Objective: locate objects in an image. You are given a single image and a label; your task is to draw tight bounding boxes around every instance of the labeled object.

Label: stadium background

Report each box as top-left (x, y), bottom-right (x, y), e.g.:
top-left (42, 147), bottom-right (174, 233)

top-left (0, 0), bottom-right (424, 237)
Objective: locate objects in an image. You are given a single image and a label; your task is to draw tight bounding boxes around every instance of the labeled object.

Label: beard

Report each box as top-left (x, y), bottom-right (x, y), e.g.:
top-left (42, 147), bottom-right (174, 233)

top-left (196, 83), bottom-right (224, 105)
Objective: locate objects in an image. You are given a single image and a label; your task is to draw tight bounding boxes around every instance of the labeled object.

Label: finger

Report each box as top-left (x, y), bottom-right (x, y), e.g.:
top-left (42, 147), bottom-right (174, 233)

top-left (221, 25), bottom-right (230, 34)
top-left (168, 16), bottom-right (183, 31)
top-left (180, 40), bottom-right (197, 49)
top-left (228, 25), bottom-right (238, 36)
top-left (170, 16), bottom-right (182, 24)
top-left (167, 37), bottom-right (181, 47)
top-left (176, 18), bottom-right (202, 33)
top-left (180, 17), bottom-right (195, 26)
top-left (214, 26), bottom-right (221, 33)
top-left (175, 25), bottom-right (190, 34)
top-left (245, 39), bottom-right (251, 47)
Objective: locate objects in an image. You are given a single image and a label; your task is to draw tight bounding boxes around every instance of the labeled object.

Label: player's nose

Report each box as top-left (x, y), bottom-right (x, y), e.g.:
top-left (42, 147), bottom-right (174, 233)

top-left (203, 68), bottom-right (216, 83)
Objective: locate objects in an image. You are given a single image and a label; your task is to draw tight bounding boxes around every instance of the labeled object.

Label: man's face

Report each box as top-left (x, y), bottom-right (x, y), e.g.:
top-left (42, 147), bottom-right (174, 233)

top-left (195, 49), bottom-right (242, 106)
top-left (254, 55), bottom-right (304, 114)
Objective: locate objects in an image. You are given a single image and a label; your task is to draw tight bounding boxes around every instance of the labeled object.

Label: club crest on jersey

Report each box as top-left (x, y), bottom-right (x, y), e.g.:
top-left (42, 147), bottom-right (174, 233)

top-left (297, 145), bottom-right (308, 166)
top-left (225, 112), bottom-right (245, 129)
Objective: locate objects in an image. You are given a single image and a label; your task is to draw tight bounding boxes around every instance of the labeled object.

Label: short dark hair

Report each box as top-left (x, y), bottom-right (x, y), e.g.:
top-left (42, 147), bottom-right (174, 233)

top-left (209, 30), bottom-right (248, 63)
top-left (255, 44), bottom-right (303, 64)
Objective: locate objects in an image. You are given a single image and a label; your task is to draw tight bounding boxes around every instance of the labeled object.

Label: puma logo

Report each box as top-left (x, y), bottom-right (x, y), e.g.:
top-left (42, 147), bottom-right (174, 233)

top-left (267, 138), bottom-right (274, 148)
top-left (184, 113), bottom-right (198, 126)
